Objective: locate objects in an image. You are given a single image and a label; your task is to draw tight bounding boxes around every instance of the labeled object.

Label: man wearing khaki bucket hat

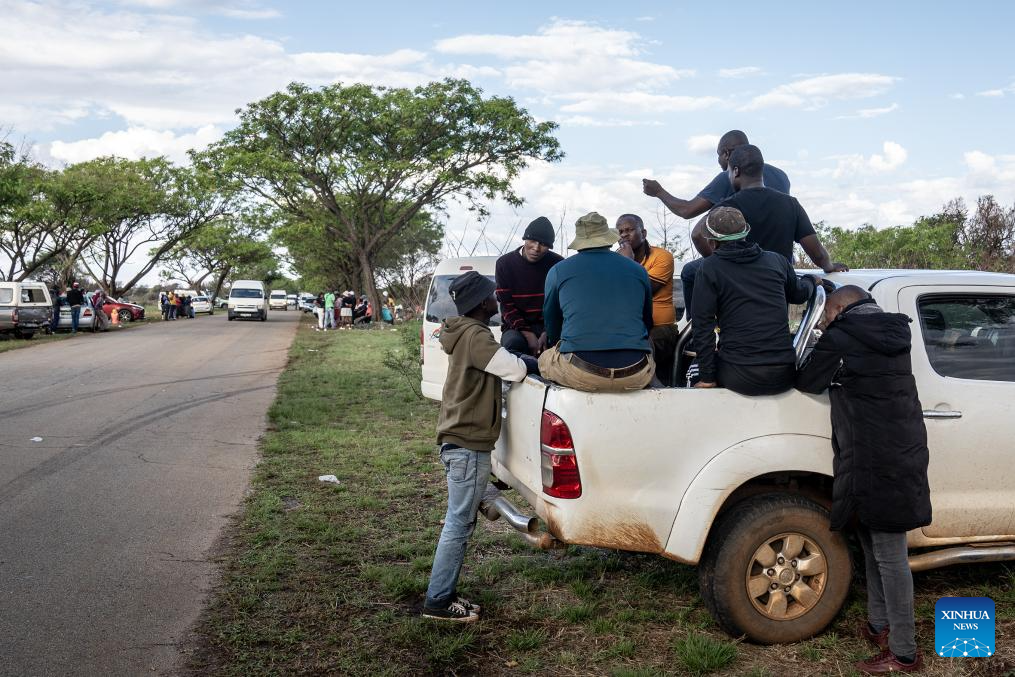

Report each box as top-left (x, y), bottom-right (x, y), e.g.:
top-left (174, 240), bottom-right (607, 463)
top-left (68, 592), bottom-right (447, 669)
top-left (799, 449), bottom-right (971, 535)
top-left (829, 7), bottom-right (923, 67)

top-left (539, 212), bottom-right (656, 392)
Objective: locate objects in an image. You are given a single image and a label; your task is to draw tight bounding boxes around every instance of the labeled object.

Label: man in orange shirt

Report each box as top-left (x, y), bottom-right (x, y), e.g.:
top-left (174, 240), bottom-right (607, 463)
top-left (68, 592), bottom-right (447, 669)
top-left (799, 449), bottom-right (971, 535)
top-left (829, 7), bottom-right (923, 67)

top-left (617, 214), bottom-right (678, 385)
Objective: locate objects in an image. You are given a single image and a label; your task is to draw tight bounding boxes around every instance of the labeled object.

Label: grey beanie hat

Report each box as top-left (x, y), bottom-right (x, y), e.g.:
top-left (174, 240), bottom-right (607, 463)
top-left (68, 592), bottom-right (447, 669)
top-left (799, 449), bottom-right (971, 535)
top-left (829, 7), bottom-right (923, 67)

top-left (449, 270), bottom-right (495, 315)
top-left (522, 216), bottom-right (555, 248)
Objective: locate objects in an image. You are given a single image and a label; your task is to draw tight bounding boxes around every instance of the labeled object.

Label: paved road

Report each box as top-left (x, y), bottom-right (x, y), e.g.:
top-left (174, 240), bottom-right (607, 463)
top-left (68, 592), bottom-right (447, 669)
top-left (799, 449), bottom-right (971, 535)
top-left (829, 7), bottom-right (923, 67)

top-left (0, 310), bottom-right (300, 676)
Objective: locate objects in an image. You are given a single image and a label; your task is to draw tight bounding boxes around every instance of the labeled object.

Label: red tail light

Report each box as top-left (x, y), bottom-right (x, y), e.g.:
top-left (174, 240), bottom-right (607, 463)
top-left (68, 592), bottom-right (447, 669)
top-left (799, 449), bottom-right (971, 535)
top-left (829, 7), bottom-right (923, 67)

top-left (540, 410), bottom-right (581, 498)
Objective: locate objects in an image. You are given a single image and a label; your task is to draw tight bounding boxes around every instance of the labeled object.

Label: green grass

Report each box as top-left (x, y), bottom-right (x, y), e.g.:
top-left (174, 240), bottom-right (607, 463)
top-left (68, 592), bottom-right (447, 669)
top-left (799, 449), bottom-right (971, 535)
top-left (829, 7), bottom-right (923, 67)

top-left (188, 316), bottom-right (1015, 676)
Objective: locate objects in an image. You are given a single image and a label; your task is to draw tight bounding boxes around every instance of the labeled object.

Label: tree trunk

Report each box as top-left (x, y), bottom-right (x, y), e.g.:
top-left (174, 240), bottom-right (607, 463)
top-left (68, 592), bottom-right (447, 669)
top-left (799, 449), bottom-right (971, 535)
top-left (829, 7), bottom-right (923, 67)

top-left (357, 248), bottom-right (381, 328)
top-left (211, 265), bottom-right (231, 302)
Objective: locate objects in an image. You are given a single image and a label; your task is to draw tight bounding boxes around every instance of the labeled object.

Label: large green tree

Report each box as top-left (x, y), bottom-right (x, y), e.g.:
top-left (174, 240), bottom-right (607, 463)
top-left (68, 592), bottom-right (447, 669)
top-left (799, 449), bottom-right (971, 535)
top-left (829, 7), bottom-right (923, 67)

top-left (161, 217), bottom-right (276, 300)
top-left (79, 157), bottom-right (233, 296)
top-left (203, 78), bottom-right (562, 313)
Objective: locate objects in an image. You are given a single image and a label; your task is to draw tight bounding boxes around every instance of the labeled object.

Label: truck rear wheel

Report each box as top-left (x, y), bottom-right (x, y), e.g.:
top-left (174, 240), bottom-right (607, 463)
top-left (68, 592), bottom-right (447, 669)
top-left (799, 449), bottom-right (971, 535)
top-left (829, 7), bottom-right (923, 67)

top-left (698, 493), bottom-right (851, 644)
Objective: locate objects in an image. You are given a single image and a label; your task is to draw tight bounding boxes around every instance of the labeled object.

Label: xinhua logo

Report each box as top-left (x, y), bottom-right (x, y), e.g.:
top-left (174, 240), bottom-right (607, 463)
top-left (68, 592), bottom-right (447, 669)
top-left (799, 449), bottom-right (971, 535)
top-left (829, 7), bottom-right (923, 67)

top-left (935, 597), bottom-right (995, 658)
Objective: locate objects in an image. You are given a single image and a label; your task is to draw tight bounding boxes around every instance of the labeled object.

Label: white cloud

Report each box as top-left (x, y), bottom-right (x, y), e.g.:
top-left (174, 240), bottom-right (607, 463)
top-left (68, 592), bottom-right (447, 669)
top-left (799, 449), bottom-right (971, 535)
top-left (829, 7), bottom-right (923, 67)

top-left (743, 73), bottom-right (898, 110)
top-left (977, 89), bottom-right (1005, 97)
top-left (687, 134), bottom-right (719, 155)
top-left (47, 125), bottom-right (224, 164)
top-left (435, 19), bottom-right (693, 93)
top-left (857, 103), bottom-right (899, 118)
top-left (558, 92), bottom-right (721, 115)
top-left (558, 116), bottom-right (662, 127)
top-left (115, 0), bottom-right (280, 19)
top-left (718, 66), bottom-right (763, 79)
top-left (832, 141), bottom-right (908, 178)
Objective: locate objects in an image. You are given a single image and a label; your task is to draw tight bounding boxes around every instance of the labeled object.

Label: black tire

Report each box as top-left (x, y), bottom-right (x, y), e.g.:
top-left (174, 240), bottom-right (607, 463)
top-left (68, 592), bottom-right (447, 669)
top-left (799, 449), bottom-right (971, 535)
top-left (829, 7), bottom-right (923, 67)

top-left (19, 331), bottom-right (35, 340)
top-left (118, 309), bottom-right (132, 323)
top-left (227, 312), bottom-right (235, 321)
top-left (260, 311), bottom-right (267, 321)
top-left (208, 310), bottom-right (213, 315)
top-left (698, 493), bottom-right (851, 644)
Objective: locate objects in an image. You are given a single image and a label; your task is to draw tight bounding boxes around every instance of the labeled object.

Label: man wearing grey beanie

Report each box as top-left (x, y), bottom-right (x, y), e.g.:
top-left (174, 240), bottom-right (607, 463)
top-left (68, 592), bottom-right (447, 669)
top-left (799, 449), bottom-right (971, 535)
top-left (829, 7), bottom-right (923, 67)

top-left (494, 216), bottom-right (563, 356)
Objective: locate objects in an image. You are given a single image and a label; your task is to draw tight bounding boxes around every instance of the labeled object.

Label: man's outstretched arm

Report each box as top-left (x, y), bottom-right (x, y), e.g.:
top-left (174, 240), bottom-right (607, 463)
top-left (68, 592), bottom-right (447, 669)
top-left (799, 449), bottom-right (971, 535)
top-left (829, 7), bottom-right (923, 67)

top-left (799, 235), bottom-right (848, 273)
top-left (643, 179), bottom-right (714, 220)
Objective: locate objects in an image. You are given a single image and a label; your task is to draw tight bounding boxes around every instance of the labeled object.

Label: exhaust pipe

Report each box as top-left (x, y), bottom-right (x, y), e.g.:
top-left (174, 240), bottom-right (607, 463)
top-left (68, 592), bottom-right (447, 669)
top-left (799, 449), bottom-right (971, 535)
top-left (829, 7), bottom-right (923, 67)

top-left (908, 543), bottom-right (1015, 572)
top-left (479, 487), bottom-right (562, 549)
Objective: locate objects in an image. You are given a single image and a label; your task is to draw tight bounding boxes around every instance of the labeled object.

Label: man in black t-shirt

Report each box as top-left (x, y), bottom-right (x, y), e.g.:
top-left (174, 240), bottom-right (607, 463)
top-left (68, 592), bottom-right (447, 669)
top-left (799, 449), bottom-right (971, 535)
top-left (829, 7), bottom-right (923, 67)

top-left (682, 145), bottom-right (846, 315)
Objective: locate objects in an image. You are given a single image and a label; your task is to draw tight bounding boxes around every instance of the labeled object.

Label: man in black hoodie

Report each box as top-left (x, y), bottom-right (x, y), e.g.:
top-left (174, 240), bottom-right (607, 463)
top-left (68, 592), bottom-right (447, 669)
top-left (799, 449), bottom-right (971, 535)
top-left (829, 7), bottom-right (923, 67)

top-left (691, 206), bottom-right (815, 395)
top-left (797, 286), bottom-right (931, 674)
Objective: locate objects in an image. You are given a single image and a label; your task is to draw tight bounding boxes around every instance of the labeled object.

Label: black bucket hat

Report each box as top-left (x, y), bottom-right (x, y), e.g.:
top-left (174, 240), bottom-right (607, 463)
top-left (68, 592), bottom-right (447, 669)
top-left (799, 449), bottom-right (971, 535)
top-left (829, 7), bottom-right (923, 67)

top-left (450, 271), bottom-right (495, 315)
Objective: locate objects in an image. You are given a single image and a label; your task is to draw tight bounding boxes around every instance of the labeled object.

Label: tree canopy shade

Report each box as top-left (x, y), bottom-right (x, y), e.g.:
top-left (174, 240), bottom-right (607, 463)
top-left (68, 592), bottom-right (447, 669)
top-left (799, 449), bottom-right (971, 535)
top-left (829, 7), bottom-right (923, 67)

top-left (203, 78), bottom-right (562, 312)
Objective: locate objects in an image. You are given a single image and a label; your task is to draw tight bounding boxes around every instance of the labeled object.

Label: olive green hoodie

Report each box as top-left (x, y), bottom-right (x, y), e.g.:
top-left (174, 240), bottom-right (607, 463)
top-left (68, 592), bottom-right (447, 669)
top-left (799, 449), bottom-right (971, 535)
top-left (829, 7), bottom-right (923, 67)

top-left (436, 316), bottom-right (528, 451)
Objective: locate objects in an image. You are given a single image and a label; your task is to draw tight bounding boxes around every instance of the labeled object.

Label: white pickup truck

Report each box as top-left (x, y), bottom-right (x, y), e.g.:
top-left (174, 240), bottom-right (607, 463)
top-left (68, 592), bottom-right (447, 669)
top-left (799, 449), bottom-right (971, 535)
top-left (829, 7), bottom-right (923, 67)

top-left (487, 269), bottom-right (1015, 644)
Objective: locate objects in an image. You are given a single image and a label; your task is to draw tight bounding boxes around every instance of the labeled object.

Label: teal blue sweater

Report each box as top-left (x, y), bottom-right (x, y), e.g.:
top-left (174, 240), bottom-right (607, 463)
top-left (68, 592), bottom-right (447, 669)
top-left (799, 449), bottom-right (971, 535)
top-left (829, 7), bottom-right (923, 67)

top-left (543, 249), bottom-right (652, 353)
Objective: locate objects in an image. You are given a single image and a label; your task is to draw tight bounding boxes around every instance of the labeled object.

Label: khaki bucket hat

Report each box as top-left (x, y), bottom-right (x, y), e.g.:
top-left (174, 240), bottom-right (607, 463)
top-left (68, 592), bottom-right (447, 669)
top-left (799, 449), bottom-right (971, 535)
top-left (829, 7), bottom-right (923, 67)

top-left (568, 212), bottom-right (619, 250)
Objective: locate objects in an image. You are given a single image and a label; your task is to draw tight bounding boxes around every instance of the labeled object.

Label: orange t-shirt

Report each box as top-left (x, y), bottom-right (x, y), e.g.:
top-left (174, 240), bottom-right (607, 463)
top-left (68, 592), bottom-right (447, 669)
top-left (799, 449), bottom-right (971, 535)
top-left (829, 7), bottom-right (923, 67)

top-left (641, 245), bottom-right (676, 326)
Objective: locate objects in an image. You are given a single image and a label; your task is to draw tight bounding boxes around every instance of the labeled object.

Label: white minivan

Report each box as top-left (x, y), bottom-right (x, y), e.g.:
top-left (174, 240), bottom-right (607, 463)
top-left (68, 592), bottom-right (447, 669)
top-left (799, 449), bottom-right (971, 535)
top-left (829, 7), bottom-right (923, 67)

top-left (421, 256), bottom-right (500, 400)
top-left (268, 289), bottom-right (288, 311)
top-left (228, 280), bottom-right (268, 321)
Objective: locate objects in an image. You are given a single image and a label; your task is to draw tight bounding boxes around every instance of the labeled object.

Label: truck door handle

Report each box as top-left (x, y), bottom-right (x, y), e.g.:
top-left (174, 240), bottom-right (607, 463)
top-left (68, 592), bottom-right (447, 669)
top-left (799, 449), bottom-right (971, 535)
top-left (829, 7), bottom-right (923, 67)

top-left (923, 410), bottom-right (962, 419)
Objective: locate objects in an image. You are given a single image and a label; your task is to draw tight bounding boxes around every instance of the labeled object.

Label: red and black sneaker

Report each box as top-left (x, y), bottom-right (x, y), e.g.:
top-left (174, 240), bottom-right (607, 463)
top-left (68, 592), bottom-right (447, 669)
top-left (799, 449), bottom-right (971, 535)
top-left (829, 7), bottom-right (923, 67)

top-left (856, 649), bottom-right (923, 674)
top-left (860, 622), bottom-right (890, 650)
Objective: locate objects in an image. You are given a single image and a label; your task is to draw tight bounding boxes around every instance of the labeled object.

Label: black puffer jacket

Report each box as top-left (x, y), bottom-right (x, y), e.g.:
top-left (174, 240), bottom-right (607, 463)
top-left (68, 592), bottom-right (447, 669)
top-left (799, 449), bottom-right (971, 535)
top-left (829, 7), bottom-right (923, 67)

top-left (796, 299), bottom-right (932, 532)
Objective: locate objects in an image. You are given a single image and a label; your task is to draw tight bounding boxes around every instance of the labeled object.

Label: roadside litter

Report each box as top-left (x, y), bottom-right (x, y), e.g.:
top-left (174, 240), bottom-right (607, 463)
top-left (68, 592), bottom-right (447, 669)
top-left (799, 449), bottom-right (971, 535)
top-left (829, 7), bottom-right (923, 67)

top-left (318, 474), bottom-right (340, 485)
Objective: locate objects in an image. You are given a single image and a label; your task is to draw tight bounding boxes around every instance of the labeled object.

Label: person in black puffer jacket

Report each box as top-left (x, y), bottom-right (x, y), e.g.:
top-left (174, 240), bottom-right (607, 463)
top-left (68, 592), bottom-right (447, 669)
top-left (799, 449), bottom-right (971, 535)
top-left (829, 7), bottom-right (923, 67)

top-left (796, 285), bottom-right (931, 674)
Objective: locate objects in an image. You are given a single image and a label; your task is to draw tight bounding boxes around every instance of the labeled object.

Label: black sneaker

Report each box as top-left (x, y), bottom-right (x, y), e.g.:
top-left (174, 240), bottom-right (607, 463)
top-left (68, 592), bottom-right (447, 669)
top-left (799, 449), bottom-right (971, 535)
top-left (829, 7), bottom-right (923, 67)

top-left (454, 595), bottom-right (481, 614)
top-left (422, 600), bottom-right (478, 623)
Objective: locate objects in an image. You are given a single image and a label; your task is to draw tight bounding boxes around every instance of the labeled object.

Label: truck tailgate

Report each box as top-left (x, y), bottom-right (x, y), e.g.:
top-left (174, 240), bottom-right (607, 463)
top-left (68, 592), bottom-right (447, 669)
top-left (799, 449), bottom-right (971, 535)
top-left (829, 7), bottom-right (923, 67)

top-left (491, 376), bottom-right (548, 506)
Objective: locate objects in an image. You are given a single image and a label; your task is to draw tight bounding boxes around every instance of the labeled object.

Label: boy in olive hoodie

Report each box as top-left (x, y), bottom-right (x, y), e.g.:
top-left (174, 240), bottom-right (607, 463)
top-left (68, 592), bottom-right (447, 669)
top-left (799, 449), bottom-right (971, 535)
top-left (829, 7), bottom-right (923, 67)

top-left (423, 271), bottom-right (538, 622)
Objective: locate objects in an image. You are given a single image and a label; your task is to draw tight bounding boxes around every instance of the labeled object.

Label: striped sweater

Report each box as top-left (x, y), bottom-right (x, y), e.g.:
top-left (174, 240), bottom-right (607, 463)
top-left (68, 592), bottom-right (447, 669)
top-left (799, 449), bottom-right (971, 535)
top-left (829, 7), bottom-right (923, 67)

top-left (494, 247), bottom-right (564, 333)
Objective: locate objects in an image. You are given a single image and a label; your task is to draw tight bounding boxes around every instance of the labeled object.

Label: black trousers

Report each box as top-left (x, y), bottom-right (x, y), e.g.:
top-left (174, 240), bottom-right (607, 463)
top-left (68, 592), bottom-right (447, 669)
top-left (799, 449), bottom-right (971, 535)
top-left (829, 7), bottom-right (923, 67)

top-left (500, 323), bottom-right (544, 356)
top-left (717, 360), bottom-right (796, 396)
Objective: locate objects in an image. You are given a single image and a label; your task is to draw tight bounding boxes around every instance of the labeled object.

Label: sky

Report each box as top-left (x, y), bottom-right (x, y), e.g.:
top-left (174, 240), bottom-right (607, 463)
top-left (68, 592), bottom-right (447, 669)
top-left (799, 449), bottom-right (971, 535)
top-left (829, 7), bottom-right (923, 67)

top-left (4, 0), bottom-right (1015, 267)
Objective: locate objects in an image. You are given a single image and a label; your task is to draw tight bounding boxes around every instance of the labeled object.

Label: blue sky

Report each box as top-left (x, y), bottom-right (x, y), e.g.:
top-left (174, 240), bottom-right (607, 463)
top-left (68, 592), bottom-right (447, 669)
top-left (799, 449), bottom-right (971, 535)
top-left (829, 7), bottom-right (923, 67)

top-left (5, 0), bottom-right (1015, 260)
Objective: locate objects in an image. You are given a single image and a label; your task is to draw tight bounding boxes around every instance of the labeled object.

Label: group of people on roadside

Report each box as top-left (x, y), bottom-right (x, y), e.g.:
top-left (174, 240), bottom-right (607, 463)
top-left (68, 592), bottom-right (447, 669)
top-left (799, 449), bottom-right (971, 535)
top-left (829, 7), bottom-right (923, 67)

top-left (47, 281), bottom-right (114, 334)
top-left (423, 129), bottom-right (931, 674)
top-left (159, 291), bottom-right (196, 321)
top-left (312, 290), bottom-right (397, 331)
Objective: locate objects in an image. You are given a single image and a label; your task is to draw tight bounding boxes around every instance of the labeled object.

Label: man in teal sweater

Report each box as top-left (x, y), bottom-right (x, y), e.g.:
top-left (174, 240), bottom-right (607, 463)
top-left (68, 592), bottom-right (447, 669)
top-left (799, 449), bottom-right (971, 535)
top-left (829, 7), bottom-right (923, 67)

top-left (540, 212), bottom-right (655, 392)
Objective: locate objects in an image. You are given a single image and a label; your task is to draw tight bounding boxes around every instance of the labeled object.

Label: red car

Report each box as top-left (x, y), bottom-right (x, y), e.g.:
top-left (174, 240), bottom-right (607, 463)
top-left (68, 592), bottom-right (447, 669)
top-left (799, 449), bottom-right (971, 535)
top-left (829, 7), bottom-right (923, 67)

top-left (100, 300), bottom-right (146, 323)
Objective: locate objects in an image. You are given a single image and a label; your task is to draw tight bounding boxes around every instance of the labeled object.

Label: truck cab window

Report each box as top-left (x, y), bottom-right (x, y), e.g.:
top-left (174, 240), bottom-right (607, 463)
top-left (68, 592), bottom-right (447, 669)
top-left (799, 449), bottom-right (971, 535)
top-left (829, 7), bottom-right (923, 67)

top-left (917, 295), bottom-right (1015, 381)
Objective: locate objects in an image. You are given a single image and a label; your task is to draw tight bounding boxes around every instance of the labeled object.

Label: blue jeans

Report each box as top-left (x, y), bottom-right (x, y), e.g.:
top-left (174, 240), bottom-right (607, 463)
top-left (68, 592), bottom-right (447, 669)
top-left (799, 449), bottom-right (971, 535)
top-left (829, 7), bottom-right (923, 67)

top-left (50, 306), bottom-right (60, 331)
top-left (857, 527), bottom-right (917, 657)
top-left (70, 305), bottom-right (81, 332)
top-left (424, 446), bottom-right (491, 609)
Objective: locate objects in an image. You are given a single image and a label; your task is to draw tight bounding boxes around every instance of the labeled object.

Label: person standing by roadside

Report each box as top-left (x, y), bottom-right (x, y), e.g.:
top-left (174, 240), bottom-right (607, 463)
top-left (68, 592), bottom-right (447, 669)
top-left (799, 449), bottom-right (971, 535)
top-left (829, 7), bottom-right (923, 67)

top-left (796, 285), bottom-right (931, 674)
top-left (616, 213), bottom-right (678, 385)
top-left (494, 216), bottom-right (563, 356)
top-left (313, 292), bottom-right (326, 331)
top-left (65, 282), bottom-right (85, 334)
top-left (340, 291), bottom-right (355, 327)
top-left (49, 283), bottom-right (61, 333)
top-left (167, 291), bottom-right (177, 320)
top-left (323, 290), bottom-right (336, 331)
top-left (91, 289), bottom-right (110, 332)
top-left (423, 271), bottom-right (538, 622)
top-left (160, 292), bottom-right (169, 321)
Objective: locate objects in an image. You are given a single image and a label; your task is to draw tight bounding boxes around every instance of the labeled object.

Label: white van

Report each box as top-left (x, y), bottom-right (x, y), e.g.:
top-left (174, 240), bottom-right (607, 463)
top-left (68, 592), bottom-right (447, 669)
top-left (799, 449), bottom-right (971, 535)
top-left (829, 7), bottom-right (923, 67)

top-left (268, 289), bottom-right (288, 311)
top-left (228, 280), bottom-right (268, 321)
top-left (420, 256), bottom-right (500, 400)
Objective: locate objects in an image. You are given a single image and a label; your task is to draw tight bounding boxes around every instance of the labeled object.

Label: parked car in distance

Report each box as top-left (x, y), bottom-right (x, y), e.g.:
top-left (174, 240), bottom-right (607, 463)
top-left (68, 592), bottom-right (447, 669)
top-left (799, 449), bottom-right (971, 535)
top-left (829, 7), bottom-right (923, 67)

top-left (100, 299), bottom-right (145, 323)
top-left (269, 289), bottom-right (288, 311)
top-left (228, 280), bottom-right (268, 321)
top-left (191, 295), bottom-right (213, 314)
top-left (54, 296), bottom-right (99, 333)
top-left (286, 294), bottom-right (298, 309)
top-left (213, 296), bottom-right (228, 309)
top-left (0, 281), bottom-right (53, 340)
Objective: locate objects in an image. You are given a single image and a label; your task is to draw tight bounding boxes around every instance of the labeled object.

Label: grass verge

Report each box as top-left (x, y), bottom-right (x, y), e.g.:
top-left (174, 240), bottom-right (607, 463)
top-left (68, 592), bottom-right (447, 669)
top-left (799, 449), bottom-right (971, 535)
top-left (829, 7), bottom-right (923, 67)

top-left (187, 317), bottom-right (1015, 676)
